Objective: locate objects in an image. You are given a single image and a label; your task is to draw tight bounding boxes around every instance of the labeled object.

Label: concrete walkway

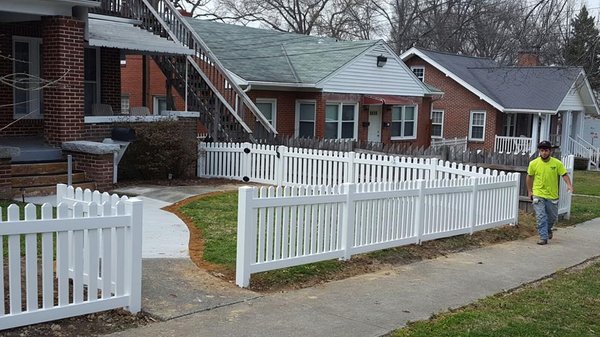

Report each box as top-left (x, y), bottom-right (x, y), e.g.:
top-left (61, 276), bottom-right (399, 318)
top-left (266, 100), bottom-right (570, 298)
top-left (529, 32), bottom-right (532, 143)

top-left (102, 217), bottom-right (600, 337)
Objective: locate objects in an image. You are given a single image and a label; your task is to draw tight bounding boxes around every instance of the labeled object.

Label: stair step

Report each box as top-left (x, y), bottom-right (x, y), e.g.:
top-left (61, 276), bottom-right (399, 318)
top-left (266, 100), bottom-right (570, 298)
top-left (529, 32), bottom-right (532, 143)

top-left (12, 161), bottom-right (69, 176)
top-left (12, 182), bottom-right (96, 198)
top-left (12, 172), bottom-right (87, 187)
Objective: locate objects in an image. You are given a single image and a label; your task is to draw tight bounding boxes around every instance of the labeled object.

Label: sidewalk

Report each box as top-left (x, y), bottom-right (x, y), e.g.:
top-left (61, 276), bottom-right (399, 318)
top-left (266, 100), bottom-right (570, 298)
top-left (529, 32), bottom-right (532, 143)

top-left (103, 217), bottom-right (600, 337)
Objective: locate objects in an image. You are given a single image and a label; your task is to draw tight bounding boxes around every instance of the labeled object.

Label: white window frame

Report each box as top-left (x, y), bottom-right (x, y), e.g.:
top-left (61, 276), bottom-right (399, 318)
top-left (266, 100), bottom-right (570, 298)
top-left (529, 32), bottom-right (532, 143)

top-left (255, 98), bottom-right (277, 129)
top-left (13, 36), bottom-right (42, 119)
top-left (411, 66), bottom-right (425, 82)
top-left (431, 109), bottom-right (444, 139)
top-left (391, 105), bottom-right (418, 140)
top-left (469, 110), bottom-right (487, 141)
top-left (153, 96), bottom-right (167, 115)
top-left (295, 100), bottom-right (316, 138)
top-left (325, 101), bottom-right (358, 140)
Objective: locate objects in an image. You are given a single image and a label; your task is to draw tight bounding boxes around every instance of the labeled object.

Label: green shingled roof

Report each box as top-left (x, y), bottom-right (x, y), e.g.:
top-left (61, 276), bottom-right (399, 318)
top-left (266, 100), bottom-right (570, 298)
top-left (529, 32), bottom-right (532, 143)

top-left (184, 18), bottom-right (378, 85)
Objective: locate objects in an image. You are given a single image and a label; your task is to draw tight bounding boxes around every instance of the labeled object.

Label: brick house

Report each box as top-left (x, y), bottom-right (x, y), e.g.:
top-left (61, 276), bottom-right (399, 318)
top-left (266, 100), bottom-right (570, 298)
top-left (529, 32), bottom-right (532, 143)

top-left (401, 47), bottom-right (599, 162)
top-left (122, 19), bottom-right (439, 147)
top-left (0, 0), bottom-right (195, 196)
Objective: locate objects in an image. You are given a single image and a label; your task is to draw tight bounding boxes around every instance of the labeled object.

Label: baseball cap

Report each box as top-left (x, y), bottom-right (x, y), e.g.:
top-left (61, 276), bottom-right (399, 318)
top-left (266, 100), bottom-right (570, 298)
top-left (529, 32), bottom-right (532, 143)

top-left (537, 140), bottom-right (552, 149)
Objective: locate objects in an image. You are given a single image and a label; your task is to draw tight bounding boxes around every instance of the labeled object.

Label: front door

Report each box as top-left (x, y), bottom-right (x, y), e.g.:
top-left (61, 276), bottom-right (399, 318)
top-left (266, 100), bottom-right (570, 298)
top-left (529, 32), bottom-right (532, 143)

top-left (368, 105), bottom-right (382, 142)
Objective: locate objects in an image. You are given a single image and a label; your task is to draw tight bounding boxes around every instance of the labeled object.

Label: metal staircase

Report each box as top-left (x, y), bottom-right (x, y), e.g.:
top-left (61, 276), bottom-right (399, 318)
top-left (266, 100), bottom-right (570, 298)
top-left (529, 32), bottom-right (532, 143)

top-left (93, 0), bottom-right (277, 143)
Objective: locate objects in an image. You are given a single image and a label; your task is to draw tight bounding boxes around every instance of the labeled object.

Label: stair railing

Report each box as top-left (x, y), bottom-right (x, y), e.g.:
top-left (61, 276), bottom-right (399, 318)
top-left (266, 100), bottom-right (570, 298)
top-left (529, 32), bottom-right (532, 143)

top-left (102, 0), bottom-right (277, 142)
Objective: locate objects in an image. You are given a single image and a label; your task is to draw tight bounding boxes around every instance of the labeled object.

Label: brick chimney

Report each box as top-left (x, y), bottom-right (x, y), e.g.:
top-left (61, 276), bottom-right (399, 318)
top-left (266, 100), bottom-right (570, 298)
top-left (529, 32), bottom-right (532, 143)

top-left (179, 9), bottom-right (192, 17)
top-left (517, 50), bottom-right (540, 67)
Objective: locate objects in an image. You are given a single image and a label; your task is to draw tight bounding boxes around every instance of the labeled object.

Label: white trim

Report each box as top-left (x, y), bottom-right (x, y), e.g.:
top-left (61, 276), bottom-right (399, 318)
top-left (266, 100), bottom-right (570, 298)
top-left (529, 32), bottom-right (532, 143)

top-left (469, 110), bottom-right (487, 141)
top-left (390, 105), bottom-right (418, 140)
top-left (411, 66), bottom-right (425, 82)
top-left (255, 98), bottom-right (277, 129)
top-left (295, 100), bottom-right (316, 138)
top-left (324, 101), bottom-right (359, 140)
top-left (317, 41), bottom-right (431, 96)
top-left (430, 109), bottom-right (444, 139)
top-left (503, 108), bottom-right (557, 114)
top-left (556, 70), bottom-right (600, 116)
top-left (153, 96), bottom-right (167, 115)
top-left (12, 36), bottom-right (42, 120)
top-left (84, 115), bottom-right (176, 123)
top-left (400, 47), bottom-right (505, 111)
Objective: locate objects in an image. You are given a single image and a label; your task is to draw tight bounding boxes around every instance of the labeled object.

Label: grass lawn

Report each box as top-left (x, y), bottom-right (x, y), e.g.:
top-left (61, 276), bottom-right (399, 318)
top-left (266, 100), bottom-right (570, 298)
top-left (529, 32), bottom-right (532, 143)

top-left (178, 169), bottom-right (600, 290)
top-left (390, 260), bottom-right (600, 337)
top-left (573, 169), bottom-right (600, 196)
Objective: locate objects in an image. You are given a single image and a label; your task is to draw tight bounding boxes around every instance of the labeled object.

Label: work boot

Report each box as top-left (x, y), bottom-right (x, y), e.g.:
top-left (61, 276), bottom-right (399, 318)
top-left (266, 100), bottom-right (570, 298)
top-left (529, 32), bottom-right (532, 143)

top-left (548, 230), bottom-right (553, 240)
top-left (537, 239), bottom-right (548, 245)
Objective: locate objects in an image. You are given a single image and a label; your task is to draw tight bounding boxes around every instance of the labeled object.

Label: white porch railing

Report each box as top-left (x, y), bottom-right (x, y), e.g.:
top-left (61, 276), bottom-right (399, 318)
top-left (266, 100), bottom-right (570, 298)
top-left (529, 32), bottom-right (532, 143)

top-left (568, 137), bottom-right (595, 170)
top-left (430, 137), bottom-right (467, 151)
top-left (575, 136), bottom-right (599, 169)
top-left (494, 135), bottom-right (533, 154)
top-left (0, 184), bottom-right (143, 330)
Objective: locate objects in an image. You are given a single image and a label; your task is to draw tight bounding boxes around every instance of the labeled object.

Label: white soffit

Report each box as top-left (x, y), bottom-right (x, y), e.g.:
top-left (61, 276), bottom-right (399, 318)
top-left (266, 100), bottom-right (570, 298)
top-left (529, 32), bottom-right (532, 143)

top-left (88, 18), bottom-right (193, 55)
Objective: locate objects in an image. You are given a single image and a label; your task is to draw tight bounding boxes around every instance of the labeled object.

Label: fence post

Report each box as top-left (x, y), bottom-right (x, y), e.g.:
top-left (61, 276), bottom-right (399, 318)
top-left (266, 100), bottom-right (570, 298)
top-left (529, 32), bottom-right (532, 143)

top-left (430, 158), bottom-right (439, 180)
top-left (512, 173), bottom-right (520, 225)
top-left (340, 183), bottom-right (356, 260)
top-left (242, 142), bottom-right (253, 182)
top-left (197, 141), bottom-right (206, 177)
top-left (414, 180), bottom-right (425, 244)
top-left (345, 151), bottom-right (356, 184)
top-left (468, 177), bottom-right (479, 234)
top-left (56, 183), bottom-right (67, 205)
top-left (236, 187), bottom-right (257, 287)
top-left (125, 197), bottom-right (143, 313)
top-left (275, 145), bottom-right (287, 186)
top-left (565, 155), bottom-right (574, 220)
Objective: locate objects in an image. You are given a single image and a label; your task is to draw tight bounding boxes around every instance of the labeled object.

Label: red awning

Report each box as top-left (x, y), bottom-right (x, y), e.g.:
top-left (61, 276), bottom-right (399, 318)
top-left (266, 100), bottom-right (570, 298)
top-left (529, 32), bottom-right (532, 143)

top-left (361, 95), bottom-right (415, 105)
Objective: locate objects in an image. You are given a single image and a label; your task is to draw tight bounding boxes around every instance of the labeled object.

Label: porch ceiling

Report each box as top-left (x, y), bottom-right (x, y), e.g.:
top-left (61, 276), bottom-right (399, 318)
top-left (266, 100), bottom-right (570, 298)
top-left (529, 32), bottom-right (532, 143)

top-left (88, 18), bottom-right (193, 55)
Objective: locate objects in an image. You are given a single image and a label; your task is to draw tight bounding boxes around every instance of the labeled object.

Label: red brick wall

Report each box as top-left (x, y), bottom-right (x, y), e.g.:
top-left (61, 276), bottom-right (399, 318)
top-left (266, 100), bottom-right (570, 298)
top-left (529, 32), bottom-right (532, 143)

top-left (0, 158), bottom-right (11, 199)
top-left (405, 56), bottom-right (501, 151)
top-left (42, 16), bottom-right (85, 145)
top-left (101, 48), bottom-right (121, 114)
top-left (121, 55), bottom-right (185, 113)
top-left (64, 151), bottom-right (113, 192)
top-left (84, 123), bottom-right (113, 141)
top-left (0, 22), bottom-right (44, 136)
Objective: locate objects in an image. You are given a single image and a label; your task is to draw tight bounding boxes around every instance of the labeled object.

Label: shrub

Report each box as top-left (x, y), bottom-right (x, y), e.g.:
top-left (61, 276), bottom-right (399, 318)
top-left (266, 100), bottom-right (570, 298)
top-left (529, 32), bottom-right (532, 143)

top-left (118, 120), bottom-right (197, 180)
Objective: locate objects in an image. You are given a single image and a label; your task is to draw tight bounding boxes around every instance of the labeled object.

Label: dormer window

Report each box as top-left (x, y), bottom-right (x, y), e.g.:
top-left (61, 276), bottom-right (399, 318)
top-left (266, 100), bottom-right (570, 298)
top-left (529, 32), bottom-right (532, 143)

top-left (411, 66), bottom-right (425, 82)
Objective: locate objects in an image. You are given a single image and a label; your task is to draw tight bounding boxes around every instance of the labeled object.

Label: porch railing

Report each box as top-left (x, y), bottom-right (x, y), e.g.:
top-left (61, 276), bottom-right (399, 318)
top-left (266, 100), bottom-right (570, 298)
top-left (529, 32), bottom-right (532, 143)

top-left (430, 137), bottom-right (467, 151)
top-left (494, 135), bottom-right (532, 154)
top-left (568, 137), bottom-right (598, 170)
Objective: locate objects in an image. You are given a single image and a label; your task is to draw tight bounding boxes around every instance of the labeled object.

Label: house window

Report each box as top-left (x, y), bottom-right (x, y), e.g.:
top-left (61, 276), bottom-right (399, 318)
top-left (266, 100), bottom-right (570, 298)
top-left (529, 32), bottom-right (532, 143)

top-left (503, 113), bottom-right (517, 137)
top-left (121, 95), bottom-right (130, 114)
top-left (13, 36), bottom-right (42, 119)
top-left (255, 98), bottom-right (277, 128)
top-left (469, 111), bottom-right (486, 141)
top-left (296, 101), bottom-right (315, 138)
top-left (84, 48), bottom-right (100, 116)
top-left (431, 109), bottom-right (444, 138)
top-left (325, 103), bottom-right (357, 139)
top-left (411, 66), bottom-right (425, 82)
top-left (391, 106), bottom-right (417, 139)
top-left (153, 96), bottom-right (167, 115)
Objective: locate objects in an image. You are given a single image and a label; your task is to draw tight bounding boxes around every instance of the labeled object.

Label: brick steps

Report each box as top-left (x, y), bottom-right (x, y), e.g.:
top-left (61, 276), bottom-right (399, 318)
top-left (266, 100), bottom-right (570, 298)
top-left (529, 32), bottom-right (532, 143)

top-left (11, 161), bottom-right (96, 197)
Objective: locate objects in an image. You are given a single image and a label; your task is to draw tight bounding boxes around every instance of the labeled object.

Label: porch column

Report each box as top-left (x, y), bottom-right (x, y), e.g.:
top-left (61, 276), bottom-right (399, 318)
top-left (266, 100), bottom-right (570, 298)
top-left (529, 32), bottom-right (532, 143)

top-left (530, 114), bottom-right (540, 154)
top-left (561, 111), bottom-right (571, 152)
top-left (42, 16), bottom-right (85, 145)
top-left (540, 114), bottom-right (551, 142)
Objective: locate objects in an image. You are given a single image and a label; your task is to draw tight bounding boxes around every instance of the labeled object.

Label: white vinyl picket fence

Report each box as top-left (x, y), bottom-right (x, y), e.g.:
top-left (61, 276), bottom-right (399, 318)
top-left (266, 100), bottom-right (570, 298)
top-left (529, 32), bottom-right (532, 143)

top-left (0, 184), bottom-right (142, 330)
top-left (236, 174), bottom-right (520, 287)
top-left (198, 142), bottom-right (573, 287)
top-left (199, 142), bottom-right (498, 186)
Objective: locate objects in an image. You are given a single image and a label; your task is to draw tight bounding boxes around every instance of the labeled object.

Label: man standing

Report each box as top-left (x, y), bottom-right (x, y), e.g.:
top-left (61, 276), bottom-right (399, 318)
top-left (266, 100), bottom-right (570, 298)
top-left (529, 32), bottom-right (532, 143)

top-left (526, 141), bottom-right (574, 245)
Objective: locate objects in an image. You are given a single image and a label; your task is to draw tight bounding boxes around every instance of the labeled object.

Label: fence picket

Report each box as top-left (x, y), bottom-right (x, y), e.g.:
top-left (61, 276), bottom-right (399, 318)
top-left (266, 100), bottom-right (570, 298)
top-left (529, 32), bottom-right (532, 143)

top-left (7, 205), bottom-right (21, 314)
